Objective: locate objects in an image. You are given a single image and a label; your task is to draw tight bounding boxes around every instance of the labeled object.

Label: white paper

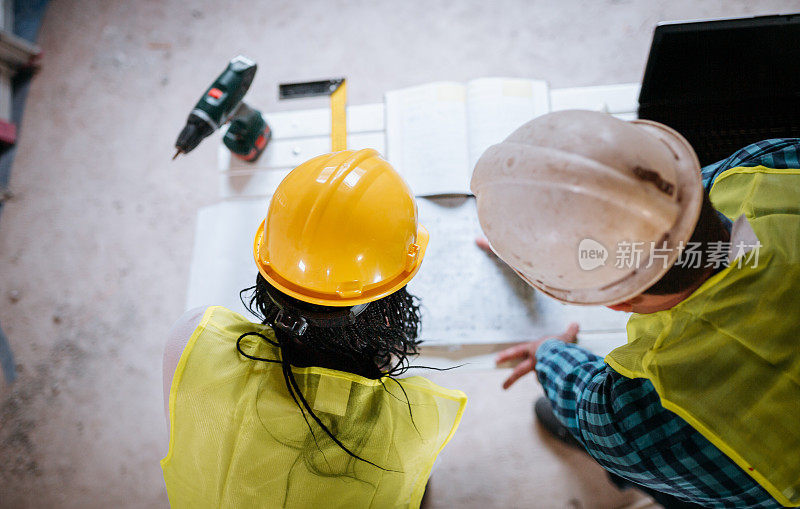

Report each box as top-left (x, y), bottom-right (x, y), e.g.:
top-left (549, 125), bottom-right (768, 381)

top-left (466, 78), bottom-right (549, 169)
top-left (413, 329), bottom-right (629, 370)
top-left (186, 198), bottom-right (629, 345)
top-left (408, 197), bottom-right (630, 344)
top-left (385, 78), bottom-right (550, 196)
top-left (185, 199), bottom-right (266, 317)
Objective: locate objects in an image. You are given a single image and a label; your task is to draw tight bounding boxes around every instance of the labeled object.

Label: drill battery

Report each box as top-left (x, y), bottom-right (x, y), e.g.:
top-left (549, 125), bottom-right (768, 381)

top-left (223, 103), bottom-right (271, 162)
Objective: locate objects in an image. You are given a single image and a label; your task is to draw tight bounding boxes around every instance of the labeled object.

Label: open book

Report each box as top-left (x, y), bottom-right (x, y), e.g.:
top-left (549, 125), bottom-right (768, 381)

top-left (385, 78), bottom-right (549, 196)
top-left (216, 80), bottom-right (641, 199)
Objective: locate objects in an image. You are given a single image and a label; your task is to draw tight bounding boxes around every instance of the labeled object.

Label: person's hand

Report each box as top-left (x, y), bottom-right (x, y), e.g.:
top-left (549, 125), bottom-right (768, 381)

top-left (475, 237), bottom-right (495, 255)
top-left (495, 323), bottom-right (580, 390)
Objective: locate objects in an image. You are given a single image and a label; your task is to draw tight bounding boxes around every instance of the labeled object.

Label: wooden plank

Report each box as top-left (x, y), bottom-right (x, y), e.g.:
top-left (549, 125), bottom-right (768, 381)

top-left (219, 131), bottom-right (386, 173)
top-left (550, 83), bottom-right (640, 114)
top-left (613, 112), bottom-right (637, 121)
top-left (219, 168), bottom-right (290, 199)
top-left (263, 103), bottom-right (384, 140)
top-left (219, 131), bottom-right (387, 197)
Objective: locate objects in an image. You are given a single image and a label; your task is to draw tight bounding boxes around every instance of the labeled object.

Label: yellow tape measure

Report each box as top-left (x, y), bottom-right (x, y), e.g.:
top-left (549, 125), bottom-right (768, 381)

top-left (330, 79), bottom-right (347, 151)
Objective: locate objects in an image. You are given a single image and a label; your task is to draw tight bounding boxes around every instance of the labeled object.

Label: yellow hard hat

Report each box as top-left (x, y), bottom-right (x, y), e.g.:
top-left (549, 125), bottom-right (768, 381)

top-left (254, 149), bottom-right (428, 307)
top-left (471, 110), bottom-right (703, 306)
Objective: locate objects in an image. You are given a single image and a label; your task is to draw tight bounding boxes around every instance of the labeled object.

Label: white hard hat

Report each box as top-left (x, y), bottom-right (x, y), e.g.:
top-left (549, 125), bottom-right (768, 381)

top-left (470, 110), bottom-right (703, 306)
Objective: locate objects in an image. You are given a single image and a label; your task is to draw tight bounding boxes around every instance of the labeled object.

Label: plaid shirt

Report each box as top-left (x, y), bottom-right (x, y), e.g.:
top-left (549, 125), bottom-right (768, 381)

top-left (535, 139), bottom-right (800, 509)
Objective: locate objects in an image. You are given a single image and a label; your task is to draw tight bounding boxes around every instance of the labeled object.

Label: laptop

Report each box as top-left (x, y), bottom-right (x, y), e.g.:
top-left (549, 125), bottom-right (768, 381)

top-left (637, 14), bottom-right (800, 166)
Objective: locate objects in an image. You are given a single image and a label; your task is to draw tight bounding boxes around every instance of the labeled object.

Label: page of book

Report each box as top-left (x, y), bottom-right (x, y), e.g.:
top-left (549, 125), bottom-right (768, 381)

top-left (385, 82), bottom-right (471, 196)
top-left (385, 78), bottom-right (550, 196)
top-left (466, 78), bottom-right (549, 169)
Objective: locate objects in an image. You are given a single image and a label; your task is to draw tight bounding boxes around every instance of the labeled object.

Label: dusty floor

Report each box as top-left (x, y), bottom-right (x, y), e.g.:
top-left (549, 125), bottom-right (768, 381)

top-left (0, 0), bottom-right (796, 507)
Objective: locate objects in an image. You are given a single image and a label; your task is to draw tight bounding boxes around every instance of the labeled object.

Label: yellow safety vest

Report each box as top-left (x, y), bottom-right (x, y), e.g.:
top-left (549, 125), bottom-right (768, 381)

top-left (161, 306), bottom-right (467, 508)
top-left (606, 166), bottom-right (800, 506)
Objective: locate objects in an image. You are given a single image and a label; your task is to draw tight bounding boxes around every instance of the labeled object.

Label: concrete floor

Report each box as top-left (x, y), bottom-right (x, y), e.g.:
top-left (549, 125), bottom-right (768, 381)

top-left (1, 0), bottom-right (797, 507)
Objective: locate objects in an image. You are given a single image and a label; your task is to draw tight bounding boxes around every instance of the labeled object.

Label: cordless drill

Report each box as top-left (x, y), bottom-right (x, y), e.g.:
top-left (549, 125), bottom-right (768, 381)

top-left (173, 55), bottom-right (260, 159)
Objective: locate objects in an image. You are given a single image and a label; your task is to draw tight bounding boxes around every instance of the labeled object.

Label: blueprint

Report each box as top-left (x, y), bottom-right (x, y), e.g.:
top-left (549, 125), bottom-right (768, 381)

top-left (186, 197), bottom-right (630, 346)
top-left (409, 197), bottom-right (629, 345)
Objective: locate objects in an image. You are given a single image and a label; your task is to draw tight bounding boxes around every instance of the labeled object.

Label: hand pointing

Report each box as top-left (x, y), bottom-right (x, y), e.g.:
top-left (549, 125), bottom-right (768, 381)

top-left (495, 323), bottom-right (580, 390)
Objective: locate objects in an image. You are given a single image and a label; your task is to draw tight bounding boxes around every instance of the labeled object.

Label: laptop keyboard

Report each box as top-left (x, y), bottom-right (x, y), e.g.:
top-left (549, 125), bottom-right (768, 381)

top-left (638, 103), bottom-right (800, 166)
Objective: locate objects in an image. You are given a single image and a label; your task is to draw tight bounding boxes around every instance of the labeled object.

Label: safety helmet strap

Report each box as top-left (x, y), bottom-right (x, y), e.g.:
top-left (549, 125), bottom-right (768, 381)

top-left (265, 283), bottom-right (370, 336)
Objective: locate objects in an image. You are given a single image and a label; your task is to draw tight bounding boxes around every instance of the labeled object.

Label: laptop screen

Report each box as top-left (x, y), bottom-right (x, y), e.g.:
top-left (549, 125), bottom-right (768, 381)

top-left (639, 14), bottom-right (800, 107)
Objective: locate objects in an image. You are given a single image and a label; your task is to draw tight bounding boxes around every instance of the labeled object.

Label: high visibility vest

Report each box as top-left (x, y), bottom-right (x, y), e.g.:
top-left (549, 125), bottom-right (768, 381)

top-left (606, 166), bottom-right (800, 506)
top-left (161, 306), bottom-right (467, 508)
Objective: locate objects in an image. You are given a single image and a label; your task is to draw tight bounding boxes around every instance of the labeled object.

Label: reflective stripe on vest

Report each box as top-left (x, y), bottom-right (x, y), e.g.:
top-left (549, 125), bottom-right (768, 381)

top-left (161, 306), bottom-right (467, 509)
top-left (606, 166), bottom-right (800, 506)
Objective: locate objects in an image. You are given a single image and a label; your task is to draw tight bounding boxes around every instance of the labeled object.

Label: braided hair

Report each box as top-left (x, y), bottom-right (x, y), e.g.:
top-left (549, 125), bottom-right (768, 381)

top-left (237, 274), bottom-right (424, 469)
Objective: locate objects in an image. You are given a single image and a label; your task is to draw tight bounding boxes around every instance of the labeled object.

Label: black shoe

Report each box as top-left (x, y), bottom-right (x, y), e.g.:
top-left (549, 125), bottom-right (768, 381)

top-left (534, 397), bottom-right (583, 449)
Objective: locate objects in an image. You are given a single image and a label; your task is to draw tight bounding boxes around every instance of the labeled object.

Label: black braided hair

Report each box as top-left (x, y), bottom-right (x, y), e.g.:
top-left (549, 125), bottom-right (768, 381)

top-left (236, 274), bottom-right (425, 470)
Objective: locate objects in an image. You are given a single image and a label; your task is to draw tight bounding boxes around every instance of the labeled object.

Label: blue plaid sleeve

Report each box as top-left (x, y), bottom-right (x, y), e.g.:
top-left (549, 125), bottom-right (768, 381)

top-left (700, 138), bottom-right (800, 190)
top-left (534, 339), bottom-right (607, 437)
top-left (535, 339), bottom-right (781, 508)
